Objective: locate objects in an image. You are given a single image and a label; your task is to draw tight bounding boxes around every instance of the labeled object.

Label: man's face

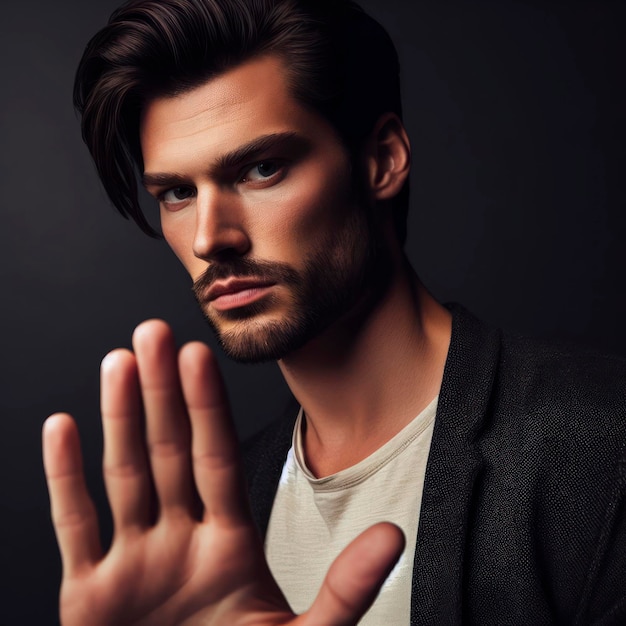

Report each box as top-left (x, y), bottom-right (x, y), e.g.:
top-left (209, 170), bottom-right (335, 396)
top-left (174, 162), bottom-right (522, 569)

top-left (140, 56), bottom-right (387, 362)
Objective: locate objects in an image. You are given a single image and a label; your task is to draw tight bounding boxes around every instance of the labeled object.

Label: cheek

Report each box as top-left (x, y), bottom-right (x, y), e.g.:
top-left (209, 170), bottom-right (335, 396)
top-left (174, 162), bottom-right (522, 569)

top-left (251, 169), bottom-right (353, 248)
top-left (161, 216), bottom-right (185, 260)
top-left (161, 215), bottom-right (202, 277)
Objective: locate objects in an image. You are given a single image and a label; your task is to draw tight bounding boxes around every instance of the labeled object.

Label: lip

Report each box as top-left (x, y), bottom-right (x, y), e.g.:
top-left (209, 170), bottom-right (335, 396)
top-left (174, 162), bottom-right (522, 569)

top-left (206, 278), bottom-right (276, 311)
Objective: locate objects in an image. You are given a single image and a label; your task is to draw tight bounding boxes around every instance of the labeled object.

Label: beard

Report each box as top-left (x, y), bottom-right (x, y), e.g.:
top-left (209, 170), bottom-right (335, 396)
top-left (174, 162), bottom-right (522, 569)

top-left (192, 210), bottom-right (392, 364)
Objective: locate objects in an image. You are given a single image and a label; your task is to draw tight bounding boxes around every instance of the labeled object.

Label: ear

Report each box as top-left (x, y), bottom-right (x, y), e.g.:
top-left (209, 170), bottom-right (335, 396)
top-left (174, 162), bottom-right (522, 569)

top-left (365, 113), bottom-right (411, 201)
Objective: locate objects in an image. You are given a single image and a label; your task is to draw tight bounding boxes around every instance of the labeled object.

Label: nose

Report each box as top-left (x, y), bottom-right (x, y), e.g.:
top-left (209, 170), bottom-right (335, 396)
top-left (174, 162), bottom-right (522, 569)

top-left (192, 188), bottom-right (251, 260)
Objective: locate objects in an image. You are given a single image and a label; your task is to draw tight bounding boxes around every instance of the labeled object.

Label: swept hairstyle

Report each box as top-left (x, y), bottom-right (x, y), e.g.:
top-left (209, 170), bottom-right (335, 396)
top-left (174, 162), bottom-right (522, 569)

top-left (74, 0), bottom-right (409, 241)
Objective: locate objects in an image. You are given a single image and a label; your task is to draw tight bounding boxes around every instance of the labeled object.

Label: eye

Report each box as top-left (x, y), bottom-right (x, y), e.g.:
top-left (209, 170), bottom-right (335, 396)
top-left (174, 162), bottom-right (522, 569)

top-left (240, 161), bottom-right (284, 184)
top-left (160, 186), bottom-right (195, 207)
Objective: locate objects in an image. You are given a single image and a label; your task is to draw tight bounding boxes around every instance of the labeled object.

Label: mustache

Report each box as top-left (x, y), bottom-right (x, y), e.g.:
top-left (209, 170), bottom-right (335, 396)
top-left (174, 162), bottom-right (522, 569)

top-left (192, 257), bottom-right (300, 299)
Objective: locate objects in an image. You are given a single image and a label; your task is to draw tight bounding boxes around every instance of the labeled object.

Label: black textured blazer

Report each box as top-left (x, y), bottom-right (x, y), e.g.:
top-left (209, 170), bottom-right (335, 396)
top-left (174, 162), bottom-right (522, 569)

top-left (242, 305), bottom-right (626, 625)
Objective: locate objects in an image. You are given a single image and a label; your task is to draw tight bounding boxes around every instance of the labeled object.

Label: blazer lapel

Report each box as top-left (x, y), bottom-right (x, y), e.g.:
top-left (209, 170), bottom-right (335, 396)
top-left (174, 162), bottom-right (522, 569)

top-left (411, 305), bottom-right (501, 624)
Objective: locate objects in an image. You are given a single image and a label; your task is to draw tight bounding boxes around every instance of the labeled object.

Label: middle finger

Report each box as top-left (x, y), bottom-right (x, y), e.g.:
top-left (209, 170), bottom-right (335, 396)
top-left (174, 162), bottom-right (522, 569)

top-left (132, 319), bottom-right (195, 517)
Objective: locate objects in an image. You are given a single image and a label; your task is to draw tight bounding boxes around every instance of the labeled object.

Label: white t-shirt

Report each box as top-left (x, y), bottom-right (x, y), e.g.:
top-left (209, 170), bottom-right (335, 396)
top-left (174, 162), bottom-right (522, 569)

top-left (265, 397), bottom-right (437, 624)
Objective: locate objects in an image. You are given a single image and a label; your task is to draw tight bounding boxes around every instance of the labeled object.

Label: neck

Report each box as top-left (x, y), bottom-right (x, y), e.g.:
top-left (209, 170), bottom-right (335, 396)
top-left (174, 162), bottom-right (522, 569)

top-left (278, 256), bottom-right (452, 477)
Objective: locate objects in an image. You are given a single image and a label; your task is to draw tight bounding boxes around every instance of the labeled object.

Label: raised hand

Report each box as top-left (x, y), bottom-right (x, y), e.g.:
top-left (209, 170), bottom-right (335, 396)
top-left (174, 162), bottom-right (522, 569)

top-left (43, 320), bottom-right (404, 625)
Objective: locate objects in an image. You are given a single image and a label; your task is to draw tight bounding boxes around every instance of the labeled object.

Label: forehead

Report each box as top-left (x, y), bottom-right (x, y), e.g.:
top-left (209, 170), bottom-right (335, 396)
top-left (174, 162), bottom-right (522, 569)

top-left (140, 55), bottom-right (339, 172)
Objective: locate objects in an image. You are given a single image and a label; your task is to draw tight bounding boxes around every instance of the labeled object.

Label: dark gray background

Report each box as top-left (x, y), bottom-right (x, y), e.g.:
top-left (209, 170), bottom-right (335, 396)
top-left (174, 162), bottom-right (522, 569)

top-left (1, 1), bottom-right (624, 623)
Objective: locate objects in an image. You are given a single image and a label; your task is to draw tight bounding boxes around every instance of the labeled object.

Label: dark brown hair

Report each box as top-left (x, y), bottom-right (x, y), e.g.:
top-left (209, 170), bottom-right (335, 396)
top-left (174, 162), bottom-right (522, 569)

top-left (74, 0), bottom-right (409, 241)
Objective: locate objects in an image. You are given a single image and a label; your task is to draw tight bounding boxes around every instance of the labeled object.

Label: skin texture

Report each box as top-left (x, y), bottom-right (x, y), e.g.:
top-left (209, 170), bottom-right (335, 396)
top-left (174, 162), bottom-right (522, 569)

top-left (43, 54), bottom-right (451, 622)
top-left (141, 56), bottom-right (379, 363)
top-left (141, 55), bottom-right (451, 476)
top-left (43, 322), bottom-right (405, 624)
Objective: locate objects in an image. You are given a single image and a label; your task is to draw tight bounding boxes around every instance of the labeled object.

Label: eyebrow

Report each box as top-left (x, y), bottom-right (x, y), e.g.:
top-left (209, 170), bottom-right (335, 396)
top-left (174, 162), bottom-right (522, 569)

top-left (141, 131), bottom-right (309, 189)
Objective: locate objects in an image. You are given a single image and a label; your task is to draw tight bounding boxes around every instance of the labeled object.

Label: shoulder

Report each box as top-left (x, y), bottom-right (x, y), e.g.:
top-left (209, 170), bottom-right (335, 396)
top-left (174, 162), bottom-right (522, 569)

top-left (494, 330), bottom-right (626, 445)
top-left (483, 330), bottom-right (626, 513)
top-left (442, 305), bottom-right (626, 543)
top-left (452, 307), bottom-right (626, 551)
top-left (446, 303), bottom-right (626, 439)
top-left (500, 329), bottom-right (626, 400)
top-left (441, 307), bottom-right (626, 620)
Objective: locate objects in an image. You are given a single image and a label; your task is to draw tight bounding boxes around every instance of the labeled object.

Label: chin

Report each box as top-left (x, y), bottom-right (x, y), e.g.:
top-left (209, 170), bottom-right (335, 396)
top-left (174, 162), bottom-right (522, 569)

top-left (213, 318), bottom-right (315, 364)
top-left (201, 297), bottom-right (307, 363)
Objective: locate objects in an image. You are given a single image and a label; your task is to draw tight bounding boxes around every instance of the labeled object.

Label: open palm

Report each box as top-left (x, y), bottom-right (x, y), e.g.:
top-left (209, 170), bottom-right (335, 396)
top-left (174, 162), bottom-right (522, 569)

top-left (43, 320), bottom-right (404, 625)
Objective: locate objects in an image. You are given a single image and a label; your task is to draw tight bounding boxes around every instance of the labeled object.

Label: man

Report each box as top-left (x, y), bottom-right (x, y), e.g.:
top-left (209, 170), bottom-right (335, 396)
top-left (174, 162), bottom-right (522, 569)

top-left (43, 0), bottom-right (626, 624)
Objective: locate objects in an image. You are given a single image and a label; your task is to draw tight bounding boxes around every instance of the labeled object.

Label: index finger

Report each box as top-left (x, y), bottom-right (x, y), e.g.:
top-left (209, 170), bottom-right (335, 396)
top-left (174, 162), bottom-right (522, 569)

top-left (178, 342), bottom-right (251, 524)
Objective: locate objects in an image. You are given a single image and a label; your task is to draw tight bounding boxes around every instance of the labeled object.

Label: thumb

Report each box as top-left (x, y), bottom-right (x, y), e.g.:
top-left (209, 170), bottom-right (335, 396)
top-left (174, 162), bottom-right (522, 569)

top-left (302, 522), bottom-right (405, 626)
